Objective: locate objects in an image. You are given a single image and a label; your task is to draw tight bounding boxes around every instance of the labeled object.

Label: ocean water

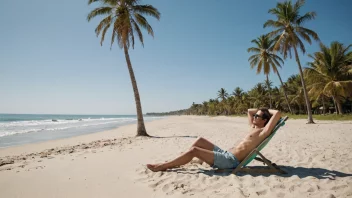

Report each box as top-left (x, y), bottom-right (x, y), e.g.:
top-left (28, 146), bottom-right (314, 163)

top-left (0, 114), bottom-right (162, 148)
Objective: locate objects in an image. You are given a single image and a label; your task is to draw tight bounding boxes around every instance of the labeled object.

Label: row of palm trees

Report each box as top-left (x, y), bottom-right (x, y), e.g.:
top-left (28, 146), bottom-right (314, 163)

top-left (245, 0), bottom-right (351, 122)
top-left (252, 0), bottom-right (319, 123)
top-left (87, 0), bottom-right (351, 136)
top-left (185, 51), bottom-right (351, 116)
top-left (155, 0), bottom-right (352, 118)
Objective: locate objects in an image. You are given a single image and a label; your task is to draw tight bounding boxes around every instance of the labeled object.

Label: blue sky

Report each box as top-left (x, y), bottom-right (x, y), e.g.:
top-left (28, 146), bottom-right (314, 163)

top-left (0, 0), bottom-right (351, 115)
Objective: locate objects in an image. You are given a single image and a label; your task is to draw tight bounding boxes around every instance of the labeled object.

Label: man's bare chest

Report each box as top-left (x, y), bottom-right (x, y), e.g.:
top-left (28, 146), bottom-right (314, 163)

top-left (247, 128), bottom-right (264, 139)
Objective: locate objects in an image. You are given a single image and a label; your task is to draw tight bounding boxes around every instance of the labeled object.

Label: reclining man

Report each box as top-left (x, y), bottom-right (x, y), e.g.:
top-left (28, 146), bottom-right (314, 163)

top-left (147, 108), bottom-right (280, 172)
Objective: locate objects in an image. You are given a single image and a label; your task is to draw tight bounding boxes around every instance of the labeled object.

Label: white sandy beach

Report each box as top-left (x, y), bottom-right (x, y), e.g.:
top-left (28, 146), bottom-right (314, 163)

top-left (0, 116), bottom-right (351, 198)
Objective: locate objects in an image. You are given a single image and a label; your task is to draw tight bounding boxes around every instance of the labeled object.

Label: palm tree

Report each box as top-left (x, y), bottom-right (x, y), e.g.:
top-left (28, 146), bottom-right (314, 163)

top-left (87, 0), bottom-right (160, 136)
top-left (305, 41), bottom-right (352, 114)
top-left (247, 35), bottom-right (293, 113)
top-left (264, 0), bottom-right (319, 123)
top-left (232, 87), bottom-right (244, 112)
top-left (217, 88), bottom-right (229, 101)
top-left (232, 87), bottom-right (244, 101)
top-left (248, 83), bottom-right (267, 108)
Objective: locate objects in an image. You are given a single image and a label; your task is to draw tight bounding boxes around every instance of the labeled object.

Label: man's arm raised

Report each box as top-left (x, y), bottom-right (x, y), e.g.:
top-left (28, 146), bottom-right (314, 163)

top-left (261, 109), bottom-right (281, 137)
top-left (247, 108), bottom-right (257, 128)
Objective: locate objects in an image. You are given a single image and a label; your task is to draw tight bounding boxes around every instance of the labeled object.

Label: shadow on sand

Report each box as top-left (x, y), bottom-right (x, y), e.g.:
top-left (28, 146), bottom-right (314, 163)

top-left (166, 166), bottom-right (352, 180)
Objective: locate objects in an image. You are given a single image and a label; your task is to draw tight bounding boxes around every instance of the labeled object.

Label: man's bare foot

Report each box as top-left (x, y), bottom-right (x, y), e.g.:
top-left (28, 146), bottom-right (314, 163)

top-left (146, 164), bottom-right (167, 172)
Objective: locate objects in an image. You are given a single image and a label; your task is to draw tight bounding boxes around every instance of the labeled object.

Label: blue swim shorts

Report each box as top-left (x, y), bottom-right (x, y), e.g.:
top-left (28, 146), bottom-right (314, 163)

top-left (212, 145), bottom-right (240, 169)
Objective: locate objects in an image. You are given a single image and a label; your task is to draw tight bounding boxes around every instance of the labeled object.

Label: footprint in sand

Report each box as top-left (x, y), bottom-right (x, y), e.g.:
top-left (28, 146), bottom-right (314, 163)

top-left (161, 183), bottom-right (172, 192)
top-left (289, 185), bottom-right (296, 192)
top-left (307, 187), bottom-right (315, 192)
top-left (256, 189), bottom-right (268, 196)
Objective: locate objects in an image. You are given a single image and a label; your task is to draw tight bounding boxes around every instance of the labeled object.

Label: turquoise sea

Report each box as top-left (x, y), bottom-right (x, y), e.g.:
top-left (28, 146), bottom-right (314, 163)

top-left (0, 114), bottom-right (162, 148)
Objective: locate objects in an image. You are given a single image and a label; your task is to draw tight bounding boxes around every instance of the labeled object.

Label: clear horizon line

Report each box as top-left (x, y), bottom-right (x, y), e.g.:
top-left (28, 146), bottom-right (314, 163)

top-left (0, 113), bottom-right (140, 116)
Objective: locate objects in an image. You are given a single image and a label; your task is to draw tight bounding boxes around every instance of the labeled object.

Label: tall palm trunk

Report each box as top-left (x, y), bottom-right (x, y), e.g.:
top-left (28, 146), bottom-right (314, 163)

top-left (123, 44), bottom-right (148, 136)
top-left (276, 71), bottom-right (293, 114)
top-left (293, 46), bottom-right (314, 123)
top-left (266, 75), bottom-right (272, 109)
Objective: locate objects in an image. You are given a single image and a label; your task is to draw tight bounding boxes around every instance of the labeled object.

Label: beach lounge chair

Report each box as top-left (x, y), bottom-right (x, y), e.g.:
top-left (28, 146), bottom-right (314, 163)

top-left (217, 116), bottom-right (288, 174)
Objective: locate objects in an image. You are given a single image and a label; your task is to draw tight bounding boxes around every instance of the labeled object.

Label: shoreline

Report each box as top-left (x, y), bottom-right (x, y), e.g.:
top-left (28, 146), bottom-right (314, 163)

top-left (0, 116), bottom-right (164, 151)
top-left (0, 116), bottom-right (166, 157)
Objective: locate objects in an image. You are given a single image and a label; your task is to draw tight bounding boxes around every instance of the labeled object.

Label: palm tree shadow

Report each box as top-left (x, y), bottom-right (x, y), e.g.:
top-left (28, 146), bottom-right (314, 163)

top-left (149, 135), bottom-right (198, 139)
top-left (168, 166), bottom-right (352, 180)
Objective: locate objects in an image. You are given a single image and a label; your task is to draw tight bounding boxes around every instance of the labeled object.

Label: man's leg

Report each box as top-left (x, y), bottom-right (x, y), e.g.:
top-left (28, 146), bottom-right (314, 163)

top-left (147, 146), bottom-right (214, 172)
top-left (191, 137), bottom-right (215, 151)
top-left (190, 137), bottom-right (215, 164)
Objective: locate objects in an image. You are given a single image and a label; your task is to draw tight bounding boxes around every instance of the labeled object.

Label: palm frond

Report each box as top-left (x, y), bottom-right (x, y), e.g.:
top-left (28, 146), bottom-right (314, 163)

top-left (131, 19), bottom-right (144, 46)
top-left (249, 56), bottom-right (260, 69)
top-left (110, 29), bottom-right (116, 49)
top-left (293, 0), bottom-right (305, 12)
top-left (100, 23), bottom-right (111, 46)
top-left (95, 15), bottom-right (112, 37)
top-left (247, 47), bottom-right (261, 53)
top-left (132, 5), bottom-right (161, 20)
top-left (263, 20), bottom-right (284, 28)
top-left (129, 25), bottom-right (135, 49)
top-left (88, 0), bottom-right (118, 5)
top-left (87, 7), bottom-right (112, 21)
top-left (297, 30), bottom-right (311, 45)
top-left (134, 13), bottom-right (154, 37)
top-left (296, 12), bottom-right (316, 25)
top-left (297, 27), bottom-right (319, 42)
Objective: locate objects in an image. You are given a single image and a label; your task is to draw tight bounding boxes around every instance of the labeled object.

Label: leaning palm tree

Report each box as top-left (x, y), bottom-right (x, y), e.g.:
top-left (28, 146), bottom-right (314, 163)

top-left (305, 41), bottom-right (352, 114)
top-left (87, 0), bottom-right (160, 136)
top-left (247, 35), bottom-right (293, 113)
top-left (264, 0), bottom-right (319, 123)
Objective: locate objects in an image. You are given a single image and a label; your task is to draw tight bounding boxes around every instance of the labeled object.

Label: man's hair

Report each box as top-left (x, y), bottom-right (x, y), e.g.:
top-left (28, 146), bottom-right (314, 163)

top-left (259, 107), bottom-right (271, 126)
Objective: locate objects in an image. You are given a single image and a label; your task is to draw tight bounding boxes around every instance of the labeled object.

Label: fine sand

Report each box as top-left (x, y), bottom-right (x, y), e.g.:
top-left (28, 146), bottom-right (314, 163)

top-left (0, 116), bottom-right (351, 198)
